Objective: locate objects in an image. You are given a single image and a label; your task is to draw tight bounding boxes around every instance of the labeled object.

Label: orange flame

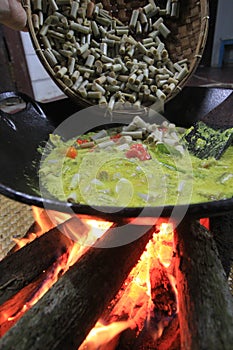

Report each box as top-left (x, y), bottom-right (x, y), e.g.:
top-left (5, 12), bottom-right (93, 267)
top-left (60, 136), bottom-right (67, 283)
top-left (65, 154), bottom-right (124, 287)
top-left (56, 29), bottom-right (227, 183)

top-left (12, 207), bottom-right (58, 251)
top-left (79, 320), bottom-right (136, 350)
top-left (12, 207), bottom-right (112, 254)
top-left (6, 255), bottom-right (67, 322)
top-left (156, 222), bottom-right (174, 268)
top-left (4, 207), bottom-right (211, 346)
top-left (167, 273), bottom-right (179, 312)
top-left (1, 212), bottom-right (112, 335)
top-left (79, 223), bottom-right (176, 349)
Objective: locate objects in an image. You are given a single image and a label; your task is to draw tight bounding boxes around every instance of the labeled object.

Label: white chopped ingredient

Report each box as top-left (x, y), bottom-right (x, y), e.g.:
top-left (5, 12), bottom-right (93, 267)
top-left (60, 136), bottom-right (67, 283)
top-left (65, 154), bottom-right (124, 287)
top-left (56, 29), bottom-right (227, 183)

top-left (91, 178), bottom-right (104, 186)
top-left (117, 136), bottom-right (133, 144)
top-left (97, 140), bottom-right (115, 148)
top-left (175, 145), bottom-right (185, 155)
top-left (163, 138), bottom-right (177, 146)
top-left (115, 178), bottom-right (131, 193)
top-left (69, 173), bottom-right (80, 189)
top-left (116, 143), bottom-right (130, 151)
top-left (177, 180), bottom-right (185, 192)
top-left (67, 192), bottom-right (77, 202)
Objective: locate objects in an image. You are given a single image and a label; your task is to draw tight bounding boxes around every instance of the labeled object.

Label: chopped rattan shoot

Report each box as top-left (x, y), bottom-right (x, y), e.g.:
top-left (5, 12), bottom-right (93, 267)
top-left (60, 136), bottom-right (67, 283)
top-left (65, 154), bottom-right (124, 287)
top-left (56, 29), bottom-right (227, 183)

top-left (25, 0), bottom-right (209, 109)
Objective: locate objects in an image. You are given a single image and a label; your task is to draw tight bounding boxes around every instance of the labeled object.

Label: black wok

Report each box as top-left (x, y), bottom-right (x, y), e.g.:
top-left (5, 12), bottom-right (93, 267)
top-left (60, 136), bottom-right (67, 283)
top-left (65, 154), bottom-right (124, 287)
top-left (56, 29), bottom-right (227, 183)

top-left (0, 88), bottom-right (233, 221)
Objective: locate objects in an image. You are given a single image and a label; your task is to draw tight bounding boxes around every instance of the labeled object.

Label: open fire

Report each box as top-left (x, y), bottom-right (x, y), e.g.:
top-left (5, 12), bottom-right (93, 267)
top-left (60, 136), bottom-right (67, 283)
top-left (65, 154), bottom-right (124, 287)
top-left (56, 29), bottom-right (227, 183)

top-left (0, 208), bottom-right (233, 350)
top-left (80, 222), bottom-right (177, 350)
top-left (0, 208), bottom-right (113, 337)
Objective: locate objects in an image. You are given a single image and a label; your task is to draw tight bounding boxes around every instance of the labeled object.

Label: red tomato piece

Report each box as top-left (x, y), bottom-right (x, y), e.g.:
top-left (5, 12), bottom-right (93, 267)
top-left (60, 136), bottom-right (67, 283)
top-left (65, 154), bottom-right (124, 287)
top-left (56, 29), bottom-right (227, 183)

top-left (110, 134), bottom-right (121, 142)
top-left (126, 149), bottom-right (139, 158)
top-left (77, 138), bottom-right (89, 145)
top-left (125, 144), bottom-right (151, 161)
top-left (66, 146), bottom-right (77, 159)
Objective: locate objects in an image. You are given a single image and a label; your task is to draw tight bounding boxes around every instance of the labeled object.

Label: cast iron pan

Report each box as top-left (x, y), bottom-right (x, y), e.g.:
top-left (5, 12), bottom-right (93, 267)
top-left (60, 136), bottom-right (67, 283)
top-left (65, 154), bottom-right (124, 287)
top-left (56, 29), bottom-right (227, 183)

top-left (0, 88), bottom-right (233, 221)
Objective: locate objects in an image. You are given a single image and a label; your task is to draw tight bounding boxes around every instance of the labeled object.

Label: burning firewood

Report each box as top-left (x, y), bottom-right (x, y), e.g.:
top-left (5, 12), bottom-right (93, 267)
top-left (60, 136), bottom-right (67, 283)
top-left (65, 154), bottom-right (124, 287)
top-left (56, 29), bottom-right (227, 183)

top-left (82, 222), bottom-right (179, 350)
top-left (0, 222), bottom-right (156, 350)
top-left (0, 217), bottom-right (87, 306)
top-left (0, 216), bottom-right (90, 336)
top-left (1, 214), bottom-right (233, 350)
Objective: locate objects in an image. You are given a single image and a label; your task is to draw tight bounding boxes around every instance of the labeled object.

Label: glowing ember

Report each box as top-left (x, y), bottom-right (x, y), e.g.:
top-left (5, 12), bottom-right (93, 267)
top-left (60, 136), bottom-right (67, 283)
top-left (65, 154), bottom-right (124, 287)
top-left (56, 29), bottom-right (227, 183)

top-left (155, 223), bottom-right (174, 268)
top-left (78, 223), bottom-right (176, 349)
top-left (167, 273), bottom-right (179, 312)
top-left (79, 320), bottom-right (136, 350)
top-left (6, 255), bottom-right (68, 323)
top-left (1, 206), bottom-right (212, 348)
top-left (0, 212), bottom-right (113, 336)
top-left (200, 218), bottom-right (209, 229)
top-left (2, 207), bottom-right (182, 348)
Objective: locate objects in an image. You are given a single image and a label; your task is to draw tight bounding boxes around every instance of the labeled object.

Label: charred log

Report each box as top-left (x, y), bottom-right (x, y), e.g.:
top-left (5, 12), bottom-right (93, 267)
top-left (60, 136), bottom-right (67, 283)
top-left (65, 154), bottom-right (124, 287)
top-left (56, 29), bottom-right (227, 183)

top-left (0, 223), bottom-right (156, 350)
top-left (127, 307), bottom-right (180, 350)
top-left (0, 262), bottom-right (67, 336)
top-left (0, 218), bottom-right (81, 305)
top-left (209, 212), bottom-right (233, 276)
top-left (150, 261), bottom-right (177, 318)
top-left (174, 218), bottom-right (233, 350)
top-left (156, 314), bottom-right (180, 350)
top-left (131, 260), bottom-right (179, 350)
top-left (0, 217), bottom-right (89, 337)
top-left (109, 256), bottom-right (179, 350)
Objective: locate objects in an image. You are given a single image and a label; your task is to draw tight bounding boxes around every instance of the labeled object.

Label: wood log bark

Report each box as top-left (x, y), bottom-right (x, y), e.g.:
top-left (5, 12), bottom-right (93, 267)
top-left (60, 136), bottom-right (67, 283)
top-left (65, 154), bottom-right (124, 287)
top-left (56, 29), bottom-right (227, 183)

top-left (0, 222), bottom-right (156, 350)
top-left (131, 258), bottom-right (179, 350)
top-left (209, 212), bottom-right (233, 276)
top-left (0, 217), bottom-right (86, 305)
top-left (132, 314), bottom-right (180, 350)
top-left (155, 314), bottom-right (180, 350)
top-left (174, 218), bottom-right (233, 350)
top-left (0, 217), bottom-right (89, 337)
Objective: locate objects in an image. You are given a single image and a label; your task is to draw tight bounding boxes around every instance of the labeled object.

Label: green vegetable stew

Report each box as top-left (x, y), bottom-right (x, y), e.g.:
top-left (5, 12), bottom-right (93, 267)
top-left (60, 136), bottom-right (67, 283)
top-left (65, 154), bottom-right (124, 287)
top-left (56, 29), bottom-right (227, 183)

top-left (39, 117), bottom-right (233, 207)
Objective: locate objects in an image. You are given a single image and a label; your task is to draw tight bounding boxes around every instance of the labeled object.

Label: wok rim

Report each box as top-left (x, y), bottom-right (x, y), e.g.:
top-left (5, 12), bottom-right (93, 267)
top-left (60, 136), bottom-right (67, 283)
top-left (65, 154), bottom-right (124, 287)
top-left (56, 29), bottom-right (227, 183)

top-left (1, 181), bottom-right (233, 220)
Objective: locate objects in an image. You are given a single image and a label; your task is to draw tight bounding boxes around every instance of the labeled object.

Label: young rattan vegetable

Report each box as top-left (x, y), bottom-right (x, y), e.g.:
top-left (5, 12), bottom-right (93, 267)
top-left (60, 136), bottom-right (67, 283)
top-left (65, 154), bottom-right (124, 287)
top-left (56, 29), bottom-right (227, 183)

top-left (29, 0), bottom-right (188, 111)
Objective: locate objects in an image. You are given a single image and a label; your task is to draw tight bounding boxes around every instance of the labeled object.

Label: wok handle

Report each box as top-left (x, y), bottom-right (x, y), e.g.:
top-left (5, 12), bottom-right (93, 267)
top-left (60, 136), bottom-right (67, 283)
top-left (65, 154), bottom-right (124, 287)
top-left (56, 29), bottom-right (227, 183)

top-left (0, 91), bottom-right (45, 119)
